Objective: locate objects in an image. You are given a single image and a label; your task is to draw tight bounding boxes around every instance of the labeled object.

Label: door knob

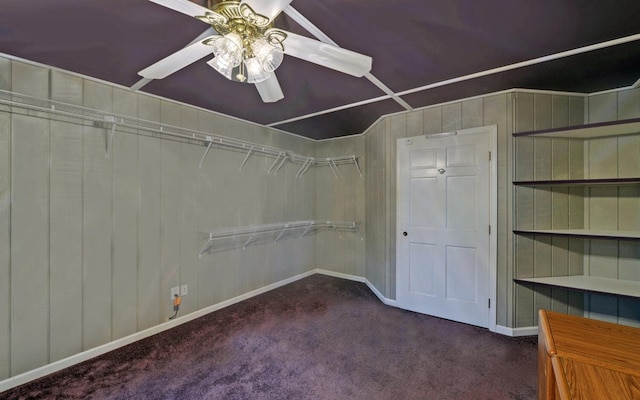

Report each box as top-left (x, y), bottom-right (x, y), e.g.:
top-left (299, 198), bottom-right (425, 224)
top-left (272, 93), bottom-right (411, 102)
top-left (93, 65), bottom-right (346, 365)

top-left (402, 231), bottom-right (408, 237)
top-left (438, 168), bottom-right (446, 174)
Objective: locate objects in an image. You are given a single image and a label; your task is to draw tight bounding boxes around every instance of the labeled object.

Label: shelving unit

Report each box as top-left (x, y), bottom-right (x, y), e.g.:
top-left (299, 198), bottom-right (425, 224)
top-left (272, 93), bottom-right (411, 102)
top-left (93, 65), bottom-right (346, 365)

top-left (0, 89), bottom-right (363, 178)
top-left (513, 118), bottom-right (640, 316)
top-left (516, 276), bottom-right (640, 299)
top-left (199, 220), bottom-right (362, 257)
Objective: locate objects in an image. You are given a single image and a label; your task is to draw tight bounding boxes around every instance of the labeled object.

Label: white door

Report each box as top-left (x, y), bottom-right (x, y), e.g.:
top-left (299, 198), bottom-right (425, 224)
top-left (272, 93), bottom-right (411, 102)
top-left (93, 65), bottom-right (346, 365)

top-left (396, 126), bottom-right (494, 329)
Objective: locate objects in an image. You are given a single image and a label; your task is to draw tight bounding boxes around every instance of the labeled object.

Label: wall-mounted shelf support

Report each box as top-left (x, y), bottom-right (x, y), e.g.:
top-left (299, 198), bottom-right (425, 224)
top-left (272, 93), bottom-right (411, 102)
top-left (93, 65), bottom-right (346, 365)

top-left (239, 146), bottom-right (254, 172)
top-left (274, 224), bottom-right (290, 242)
top-left (328, 159), bottom-right (342, 179)
top-left (352, 155), bottom-right (363, 177)
top-left (243, 230), bottom-right (257, 250)
top-left (104, 116), bottom-right (118, 159)
top-left (331, 223), bottom-right (343, 239)
top-left (268, 152), bottom-right (288, 175)
top-left (300, 222), bottom-right (314, 238)
top-left (199, 220), bottom-right (362, 257)
top-left (199, 239), bottom-right (213, 258)
top-left (296, 159), bottom-right (314, 178)
top-left (198, 137), bottom-right (213, 168)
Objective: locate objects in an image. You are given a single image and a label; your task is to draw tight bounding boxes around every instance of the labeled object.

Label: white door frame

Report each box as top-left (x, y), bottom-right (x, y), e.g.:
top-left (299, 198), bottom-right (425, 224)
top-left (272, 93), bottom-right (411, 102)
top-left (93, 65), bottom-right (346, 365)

top-left (395, 125), bottom-right (498, 332)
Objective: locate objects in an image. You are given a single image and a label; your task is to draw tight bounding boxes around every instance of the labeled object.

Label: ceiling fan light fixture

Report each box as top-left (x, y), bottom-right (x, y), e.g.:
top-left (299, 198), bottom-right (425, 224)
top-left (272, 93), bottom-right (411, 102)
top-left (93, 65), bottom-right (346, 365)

top-left (210, 33), bottom-right (243, 67)
top-left (251, 38), bottom-right (284, 72)
top-left (207, 56), bottom-right (235, 80)
top-left (244, 57), bottom-right (270, 83)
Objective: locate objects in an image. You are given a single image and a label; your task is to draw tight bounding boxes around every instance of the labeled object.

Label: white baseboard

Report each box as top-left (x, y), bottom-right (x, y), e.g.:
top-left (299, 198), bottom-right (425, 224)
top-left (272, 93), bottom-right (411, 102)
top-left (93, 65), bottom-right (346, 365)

top-left (315, 270), bottom-right (539, 338)
top-left (0, 269), bottom-right (318, 393)
top-left (495, 325), bottom-right (538, 337)
top-left (313, 269), bottom-right (398, 307)
top-left (1, 269), bottom-right (534, 392)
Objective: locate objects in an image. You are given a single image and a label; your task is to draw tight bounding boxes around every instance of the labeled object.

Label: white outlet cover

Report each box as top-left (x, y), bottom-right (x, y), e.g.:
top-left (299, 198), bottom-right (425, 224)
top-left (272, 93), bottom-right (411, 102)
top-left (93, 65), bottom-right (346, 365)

top-left (181, 284), bottom-right (188, 296)
top-left (170, 286), bottom-right (179, 300)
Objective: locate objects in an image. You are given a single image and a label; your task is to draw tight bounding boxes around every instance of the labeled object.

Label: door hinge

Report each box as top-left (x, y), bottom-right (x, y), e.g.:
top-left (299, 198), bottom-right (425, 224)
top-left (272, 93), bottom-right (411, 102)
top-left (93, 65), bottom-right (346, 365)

top-left (488, 225), bottom-right (491, 235)
top-left (488, 151), bottom-right (492, 161)
top-left (488, 298), bottom-right (491, 308)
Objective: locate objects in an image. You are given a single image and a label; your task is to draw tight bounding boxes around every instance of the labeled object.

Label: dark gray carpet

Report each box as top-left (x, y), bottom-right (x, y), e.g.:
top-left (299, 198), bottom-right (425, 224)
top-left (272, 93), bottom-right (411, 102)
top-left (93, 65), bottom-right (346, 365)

top-left (2, 274), bottom-right (537, 399)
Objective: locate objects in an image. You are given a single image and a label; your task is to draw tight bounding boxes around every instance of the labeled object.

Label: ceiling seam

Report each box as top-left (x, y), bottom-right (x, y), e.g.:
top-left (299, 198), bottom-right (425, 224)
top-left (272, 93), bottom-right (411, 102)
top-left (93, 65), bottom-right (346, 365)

top-left (395, 33), bottom-right (640, 97)
top-left (266, 95), bottom-right (392, 127)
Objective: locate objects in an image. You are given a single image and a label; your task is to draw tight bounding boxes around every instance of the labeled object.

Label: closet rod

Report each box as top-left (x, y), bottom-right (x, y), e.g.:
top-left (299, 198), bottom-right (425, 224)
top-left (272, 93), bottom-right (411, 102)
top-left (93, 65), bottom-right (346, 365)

top-left (0, 90), bottom-right (362, 176)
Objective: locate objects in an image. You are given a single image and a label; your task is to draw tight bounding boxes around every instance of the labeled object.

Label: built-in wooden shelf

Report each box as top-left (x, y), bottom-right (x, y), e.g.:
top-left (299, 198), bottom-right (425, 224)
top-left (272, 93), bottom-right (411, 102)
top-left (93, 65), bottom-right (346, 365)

top-left (513, 229), bottom-right (640, 241)
top-left (515, 276), bottom-right (640, 299)
top-left (513, 178), bottom-right (640, 187)
top-left (513, 118), bottom-right (640, 319)
top-left (513, 117), bottom-right (640, 138)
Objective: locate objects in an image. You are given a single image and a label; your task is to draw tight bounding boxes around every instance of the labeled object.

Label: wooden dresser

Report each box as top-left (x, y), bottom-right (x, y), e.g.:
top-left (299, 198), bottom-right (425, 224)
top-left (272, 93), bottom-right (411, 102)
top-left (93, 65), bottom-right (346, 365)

top-left (538, 309), bottom-right (640, 400)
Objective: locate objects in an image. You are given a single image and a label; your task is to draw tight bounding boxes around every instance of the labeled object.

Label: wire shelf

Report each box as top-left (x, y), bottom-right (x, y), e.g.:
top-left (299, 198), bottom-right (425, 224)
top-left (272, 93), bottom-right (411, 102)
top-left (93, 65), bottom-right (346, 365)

top-left (0, 90), bottom-right (362, 177)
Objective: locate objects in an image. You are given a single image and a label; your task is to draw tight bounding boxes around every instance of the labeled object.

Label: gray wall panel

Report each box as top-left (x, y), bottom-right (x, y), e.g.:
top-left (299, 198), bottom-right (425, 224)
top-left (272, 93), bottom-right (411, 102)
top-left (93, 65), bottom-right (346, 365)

top-left (10, 114), bottom-right (50, 375)
top-left (111, 89), bottom-right (139, 339)
top-left (617, 89), bottom-right (640, 120)
top-left (111, 135), bottom-right (139, 338)
top-left (588, 92), bottom-right (618, 123)
top-left (484, 93), bottom-right (511, 327)
top-left (82, 80), bottom-right (113, 350)
top-left (179, 143), bottom-right (200, 315)
top-left (160, 139), bottom-right (182, 319)
top-left (137, 135), bottom-right (161, 330)
top-left (364, 124), bottom-right (386, 293)
top-left (0, 57), bottom-right (10, 93)
top-left (51, 71), bottom-right (83, 105)
top-left (551, 96), bottom-right (569, 128)
top-left (12, 61), bottom-right (48, 99)
top-left (0, 111), bottom-right (10, 380)
top-left (569, 96), bottom-right (585, 127)
top-left (423, 107), bottom-right (443, 134)
top-left (354, 135), bottom-right (366, 278)
top-left (441, 103), bottom-right (462, 132)
top-left (462, 99), bottom-right (484, 129)
top-left (197, 139), bottom-right (217, 307)
top-left (514, 92), bottom-right (534, 133)
top-left (49, 121), bottom-right (83, 362)
top-left (82, 124), bottom-right (113, 350)
top-left (534, 94), bottom-right (553, 131)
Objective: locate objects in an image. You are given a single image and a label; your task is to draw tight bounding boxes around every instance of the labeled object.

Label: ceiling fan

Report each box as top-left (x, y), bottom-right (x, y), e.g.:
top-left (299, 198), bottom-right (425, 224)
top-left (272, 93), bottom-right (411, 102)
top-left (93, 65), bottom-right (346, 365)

top-left (136, 0), bottom-right (373, 103)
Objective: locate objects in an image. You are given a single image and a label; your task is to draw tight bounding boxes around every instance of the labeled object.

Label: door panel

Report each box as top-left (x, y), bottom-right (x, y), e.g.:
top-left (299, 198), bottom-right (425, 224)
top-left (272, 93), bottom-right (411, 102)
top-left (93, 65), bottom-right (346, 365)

top-left (409, 243), bottom-right (436, 296)
top-left (397, 128), bottom-right (492, 328)
top-left (410, 177), bottom-right (436, 227)
top-left (445, 245), bottom-right (477, 302)
top-left (446, 175), bottom-right (476, 229)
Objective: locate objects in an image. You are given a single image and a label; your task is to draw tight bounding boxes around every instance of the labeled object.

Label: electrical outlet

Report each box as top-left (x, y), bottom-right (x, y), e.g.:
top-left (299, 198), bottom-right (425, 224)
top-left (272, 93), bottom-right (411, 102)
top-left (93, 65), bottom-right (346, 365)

top-left (170, 286), bottom-right (179, 300)
top-left (181, 284), bottom-right (188, 296)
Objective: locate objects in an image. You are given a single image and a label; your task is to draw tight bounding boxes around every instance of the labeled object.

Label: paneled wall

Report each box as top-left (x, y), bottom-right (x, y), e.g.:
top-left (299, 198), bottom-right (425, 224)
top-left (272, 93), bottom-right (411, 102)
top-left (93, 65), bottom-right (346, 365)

top-left (364, 94), bottom-right (514, 324)
top-left (314, 137), bottom-right (366, 277)
top-left (364, 91), bottom-right (590, 328)
top-left (0, 58), bottom-right (325, 379)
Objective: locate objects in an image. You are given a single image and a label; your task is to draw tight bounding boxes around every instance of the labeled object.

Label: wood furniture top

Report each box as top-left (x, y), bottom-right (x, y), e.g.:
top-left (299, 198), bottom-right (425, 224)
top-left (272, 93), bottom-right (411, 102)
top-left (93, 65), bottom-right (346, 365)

top-left (538, 310), bottom-right (640, 400)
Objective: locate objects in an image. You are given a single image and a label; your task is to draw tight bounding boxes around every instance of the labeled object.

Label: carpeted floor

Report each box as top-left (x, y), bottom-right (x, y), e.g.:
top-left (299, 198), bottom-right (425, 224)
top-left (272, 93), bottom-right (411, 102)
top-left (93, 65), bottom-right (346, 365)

top-left (2, 274), bottom-right (538, 400)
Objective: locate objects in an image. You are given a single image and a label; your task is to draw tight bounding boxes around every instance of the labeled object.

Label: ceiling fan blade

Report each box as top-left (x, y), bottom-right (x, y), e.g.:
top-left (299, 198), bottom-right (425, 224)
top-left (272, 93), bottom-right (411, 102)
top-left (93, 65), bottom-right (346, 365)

top-left (138, 35), bottom-right (217, 79)
top-left (279, 31), bottom-right (372, 77)
top-left (147, 0), bottom-right (211, 18)
top-left (255, 73), bottom-right (284, 103)
top-left (240, 0), bottom-right (292, 23)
